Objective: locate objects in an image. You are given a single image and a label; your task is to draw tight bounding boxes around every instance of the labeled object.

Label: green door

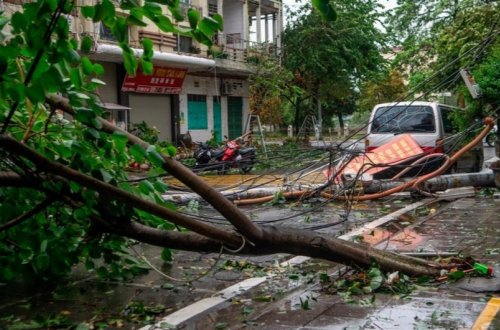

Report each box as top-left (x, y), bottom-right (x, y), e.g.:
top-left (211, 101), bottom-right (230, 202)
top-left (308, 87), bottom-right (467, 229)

top-left (213, 97), bottom-right (222, 143)
top-left (187, 94), bottom-right (207, 130)
top-left (227, 96), bottom-right (242, 140)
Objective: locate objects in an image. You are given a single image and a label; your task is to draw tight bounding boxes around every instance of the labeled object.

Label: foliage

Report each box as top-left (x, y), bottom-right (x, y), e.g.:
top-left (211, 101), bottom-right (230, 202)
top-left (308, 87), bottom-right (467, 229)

top-left (131, 121), bottom-right (160, 145)
top-left (282, 0), bottom-right (387, 131)
top-left (248, 47), bottom-right (296, 127)
top-left (386, 1), bottom-right (500, 111)
top-left (474, 40), bottom-right (500, 106)
top-left (0, 0), bottom-right (221, 283)
top-left (357, 70), bottom-right (408, 113)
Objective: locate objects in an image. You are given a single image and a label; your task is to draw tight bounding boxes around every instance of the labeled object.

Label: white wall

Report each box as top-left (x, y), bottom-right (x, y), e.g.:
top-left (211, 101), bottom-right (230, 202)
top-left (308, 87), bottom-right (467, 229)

top-left (223, 1), bottom-right (245, 46)
top-left (96, 62), bottom-right (118, 103)
top-left (129, 94), bottom-right (172, 142)
top-left (180, 75), bottom-right (250, 143)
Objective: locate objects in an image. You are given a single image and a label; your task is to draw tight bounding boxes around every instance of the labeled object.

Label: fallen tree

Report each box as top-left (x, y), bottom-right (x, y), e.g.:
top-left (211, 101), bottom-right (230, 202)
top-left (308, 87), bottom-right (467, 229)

top-left (0, 0), bottom-right (484, 283)
top-left (0, 94), bottom-right (471, 280)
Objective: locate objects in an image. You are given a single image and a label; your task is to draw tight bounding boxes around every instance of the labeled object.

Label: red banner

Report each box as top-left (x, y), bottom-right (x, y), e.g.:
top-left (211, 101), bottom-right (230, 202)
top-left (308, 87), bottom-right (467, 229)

top-left (121, 66), bottom-right (187, 94)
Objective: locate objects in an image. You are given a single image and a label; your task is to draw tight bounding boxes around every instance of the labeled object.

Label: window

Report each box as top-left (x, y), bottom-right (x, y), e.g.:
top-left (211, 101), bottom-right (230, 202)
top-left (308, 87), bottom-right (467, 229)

top-left (187, 94), bottom-right (207, 130)
top-left (100, 23), bottom-right (117, 42)
top-left (372, 106), bottom-right (436, 133)
top-left (178, 35), bottom-right (193, 53)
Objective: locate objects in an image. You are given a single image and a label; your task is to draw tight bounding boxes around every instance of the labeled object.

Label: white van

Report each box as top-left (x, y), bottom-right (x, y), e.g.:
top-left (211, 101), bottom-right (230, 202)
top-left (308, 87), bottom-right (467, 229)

top-left (365, 101), bottom-right (483, 174)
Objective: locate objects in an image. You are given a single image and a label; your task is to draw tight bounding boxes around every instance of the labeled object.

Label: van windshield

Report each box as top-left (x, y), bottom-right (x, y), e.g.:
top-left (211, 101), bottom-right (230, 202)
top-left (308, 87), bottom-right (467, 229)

top-left (371, 105), bottom-right (436, 133)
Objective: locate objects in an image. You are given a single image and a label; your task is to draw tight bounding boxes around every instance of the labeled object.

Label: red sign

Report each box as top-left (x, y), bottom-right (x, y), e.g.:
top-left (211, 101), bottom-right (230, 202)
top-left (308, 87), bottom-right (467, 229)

top-left (121, 66), bottom-right (187, 94)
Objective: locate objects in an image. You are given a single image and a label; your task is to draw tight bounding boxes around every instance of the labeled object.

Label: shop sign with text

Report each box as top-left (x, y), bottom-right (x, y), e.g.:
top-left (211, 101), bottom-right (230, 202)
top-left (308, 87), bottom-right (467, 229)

top-left (122, 66), bottom-right (187, 94)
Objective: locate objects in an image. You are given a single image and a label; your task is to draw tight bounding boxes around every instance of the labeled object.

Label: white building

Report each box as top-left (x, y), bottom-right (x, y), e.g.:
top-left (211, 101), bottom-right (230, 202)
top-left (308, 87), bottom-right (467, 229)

top-left (61, 0), bottom-right (283, 144)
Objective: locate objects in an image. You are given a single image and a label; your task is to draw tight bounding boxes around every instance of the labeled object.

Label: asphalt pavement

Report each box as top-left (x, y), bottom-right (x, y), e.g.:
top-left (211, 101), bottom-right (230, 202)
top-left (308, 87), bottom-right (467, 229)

top-left (0, 146), bottom-right (499, 330)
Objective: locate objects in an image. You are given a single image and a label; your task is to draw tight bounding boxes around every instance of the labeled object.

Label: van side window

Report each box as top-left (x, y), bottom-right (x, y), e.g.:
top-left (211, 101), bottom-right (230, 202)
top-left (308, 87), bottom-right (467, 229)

top-left (440, 107), bottom-right (456, 134)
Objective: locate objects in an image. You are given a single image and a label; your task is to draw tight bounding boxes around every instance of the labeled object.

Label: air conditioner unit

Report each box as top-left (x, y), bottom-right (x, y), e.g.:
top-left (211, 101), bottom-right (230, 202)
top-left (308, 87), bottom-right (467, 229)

top-left (66, 14), bottom-right (75, 33)
top-left (221, 81), bottom-right (233, 95)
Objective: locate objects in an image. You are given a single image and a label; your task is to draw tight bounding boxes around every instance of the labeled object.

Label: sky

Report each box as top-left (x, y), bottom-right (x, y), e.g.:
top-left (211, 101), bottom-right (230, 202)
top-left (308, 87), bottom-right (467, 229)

top-left (250, 0), bottom-right (398, 41)
top-left (282, 0), bottom-right (398, 16)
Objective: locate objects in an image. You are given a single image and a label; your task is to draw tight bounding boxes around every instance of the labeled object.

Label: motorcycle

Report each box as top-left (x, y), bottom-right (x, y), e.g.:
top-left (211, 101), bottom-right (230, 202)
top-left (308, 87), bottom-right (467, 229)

top-left (193, 137), bottom-right (256, 174)
top-left (486, 124), bottom-right (498, 147)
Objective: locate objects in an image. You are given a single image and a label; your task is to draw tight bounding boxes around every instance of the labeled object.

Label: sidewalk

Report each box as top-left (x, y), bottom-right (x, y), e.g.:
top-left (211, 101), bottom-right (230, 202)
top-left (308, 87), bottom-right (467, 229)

top-left (183, 195), bottom-right (500, 329)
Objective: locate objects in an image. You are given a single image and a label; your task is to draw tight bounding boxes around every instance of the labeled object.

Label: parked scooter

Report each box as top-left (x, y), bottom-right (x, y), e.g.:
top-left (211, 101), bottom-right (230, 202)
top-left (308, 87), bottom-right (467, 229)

top-left (193, 135), bottom-right (256, 174)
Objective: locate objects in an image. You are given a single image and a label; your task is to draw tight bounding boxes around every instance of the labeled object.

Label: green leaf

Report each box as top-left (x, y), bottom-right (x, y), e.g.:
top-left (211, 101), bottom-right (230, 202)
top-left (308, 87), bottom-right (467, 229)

top-left (113, 17), bottom-right (129, 43)
top-left (11, 12), bottom-right (27, 32)
top-left (130, 144), bottom-right (147, 162)
top-left (34, 254), bottom-right (50, 272)
top-left (156, 16), bottom-right (174, 32)
top-left (70, 67), bottom-right (83, 88)
top-left (212, 13), bottom-right (223, 31)
top-left (187, 8), bottom-right (200, 29)
top-left (7, 84), bottom-right (25, 102)
top-left (90, 78), bottom-right (106, 85)
top-left (127, 14), bottom-right (147, 27)
top-left (75, 108), bottom-right (97, 124)
top-left (81, 57), bottom-right (93, 75)
top-left (122, 44), bottom-right (138, 75)
top-left (93, 63), bottom-right (105, 75)
top-left (46, 0), bottom-right (58, 11)
top-left (311, 0), bottom-right (337, 22)
top-left (142, 38), bottom-right (154, 60)
top-left (139, 180), bottom-right (155, 194)
top-left (112, 132), bottom-right (128, 152)
top-left (166, 145), bottom-right (176, 157)
top-left (40, 240), bottom-right (48, 253)
top-left (198, 16), bottom-right (220, 38)
top-left (81, 6), bottom-right (96, 20)
top-left (368, 267), bottom-right (384, 290)
top-left (101, 0), bottom-right (117, 23)
top-left (99, 169), bottom-right (113, 183)
top-left (81, 36), bottom-right (94, 54)
top-left (120, 0), bottom-right (141, 10)
top-left (153, 180), bottom-right (169, 193)
top-left (143, 2), bottom-right (163, 16)
top-left (147, 145), bottom-right (165, 166)
top-left (169, 6), bottom-right (184, 21)
top-left (26, 82), bottom-right (46, 103)
top-left (141, 59), bottom-right (154, 75)
top-left (448, 270), bottom-right (465, 281)
top-left (161, 248), bottom-right (172, 262)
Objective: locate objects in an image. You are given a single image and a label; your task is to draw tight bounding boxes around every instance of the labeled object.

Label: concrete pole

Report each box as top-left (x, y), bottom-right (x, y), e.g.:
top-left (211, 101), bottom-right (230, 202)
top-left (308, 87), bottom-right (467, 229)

top-left (265, 14), bottom-right (269, 43)
top-left (217, 0), bottom-right (224, 46)
top-left (256, 4), bottom-right (262, 44)
top-left (272, 13), bottom-right (277, 44)
top-left (276, 6), bottom-right (283, 51)
top-left (243, 0), bottom-right (249, 48)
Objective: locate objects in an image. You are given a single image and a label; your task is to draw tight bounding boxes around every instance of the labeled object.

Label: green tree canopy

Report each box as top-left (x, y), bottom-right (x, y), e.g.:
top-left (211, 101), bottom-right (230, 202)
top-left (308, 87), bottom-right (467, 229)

top-left (282, 0), bottom-right (387, 131)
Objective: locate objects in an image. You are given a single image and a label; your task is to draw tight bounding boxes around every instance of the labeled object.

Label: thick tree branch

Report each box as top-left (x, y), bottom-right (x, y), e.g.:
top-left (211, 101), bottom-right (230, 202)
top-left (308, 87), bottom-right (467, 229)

top-left (0, 136), bottom-right (242, 247)
top-left (0, 171), bottom-right (33, 187)
top-left (100, 219), bottom-right (442, 276)
top-left (46, 94), bottom-right (264, 243)
top-left (0, 197), bottom-right (54, 232)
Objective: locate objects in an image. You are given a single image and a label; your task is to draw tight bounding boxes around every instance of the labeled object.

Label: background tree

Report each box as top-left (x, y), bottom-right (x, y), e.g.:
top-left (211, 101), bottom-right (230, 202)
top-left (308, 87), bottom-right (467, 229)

top-left (282, 0), bottom-right (387, 137)
top-left (357, 70), bottom-right (408, 113)
top-left (386, 0), bottom-right (499, 112)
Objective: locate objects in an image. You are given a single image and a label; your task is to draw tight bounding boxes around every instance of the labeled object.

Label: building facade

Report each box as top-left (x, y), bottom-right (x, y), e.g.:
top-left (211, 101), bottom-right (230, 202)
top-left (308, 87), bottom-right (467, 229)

top-left (1, 0), bottom-right (282, 144)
